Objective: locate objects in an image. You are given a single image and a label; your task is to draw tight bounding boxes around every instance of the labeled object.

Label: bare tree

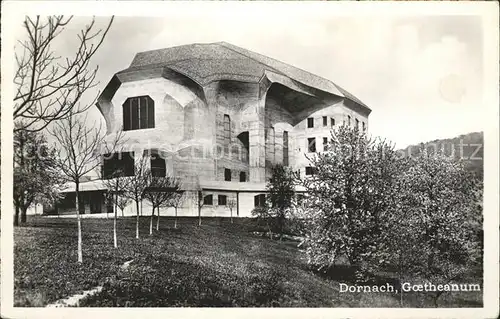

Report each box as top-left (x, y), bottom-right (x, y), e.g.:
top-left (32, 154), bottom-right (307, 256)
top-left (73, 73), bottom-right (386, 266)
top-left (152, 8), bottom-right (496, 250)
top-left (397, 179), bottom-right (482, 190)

top-left (226, 197), bottom-right (237, 224)
top-left (101, 169), bottom-right (128, 249)
top-left (50, 108), bottom-right (122, 263)
top-left (143, 175), bottom-right (181, 234)
top-left (167, 191), bottom-right (185, 229)
top-left (122, 154), bottom-right (150, 239)
top-left (14, 16), bottom-right (114, 132)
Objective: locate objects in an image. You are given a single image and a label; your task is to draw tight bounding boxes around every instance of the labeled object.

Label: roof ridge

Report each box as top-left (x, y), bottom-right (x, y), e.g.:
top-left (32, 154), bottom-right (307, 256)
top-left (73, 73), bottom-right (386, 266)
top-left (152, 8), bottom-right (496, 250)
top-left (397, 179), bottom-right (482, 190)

top-left (217, 42), bottom-right (337, 89)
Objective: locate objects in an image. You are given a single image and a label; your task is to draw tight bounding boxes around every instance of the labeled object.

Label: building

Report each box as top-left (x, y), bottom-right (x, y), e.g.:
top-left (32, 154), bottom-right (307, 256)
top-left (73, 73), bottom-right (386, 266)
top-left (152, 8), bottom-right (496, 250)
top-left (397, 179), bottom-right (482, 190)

top-left (46, 42), bottom-right (371, 217)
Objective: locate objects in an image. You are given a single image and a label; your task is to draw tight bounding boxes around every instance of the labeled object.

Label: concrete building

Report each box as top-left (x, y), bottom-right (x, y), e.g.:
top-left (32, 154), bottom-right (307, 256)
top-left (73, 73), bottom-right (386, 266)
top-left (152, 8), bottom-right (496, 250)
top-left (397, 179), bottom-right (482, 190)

top-left (46, 42), bottom-right (371, 217)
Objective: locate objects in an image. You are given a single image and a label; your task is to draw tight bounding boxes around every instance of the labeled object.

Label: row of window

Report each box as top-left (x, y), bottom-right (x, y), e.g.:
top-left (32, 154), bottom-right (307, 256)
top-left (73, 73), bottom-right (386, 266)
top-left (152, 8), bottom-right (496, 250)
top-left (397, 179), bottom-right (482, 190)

top-left (307, 115), bottom-right (366, 131)
top-left (102, 150), bottom-right (167, 178)
top-left (202, 194), bottom-right (266, 208)
top-left (306, 137), bottom-right (331, 153)
top-left (224, 168), bottom-right (247, 182)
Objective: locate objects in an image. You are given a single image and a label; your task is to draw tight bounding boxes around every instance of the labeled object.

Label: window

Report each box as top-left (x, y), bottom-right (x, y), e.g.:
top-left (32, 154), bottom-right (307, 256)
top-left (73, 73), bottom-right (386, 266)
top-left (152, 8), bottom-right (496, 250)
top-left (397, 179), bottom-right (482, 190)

top-left (307, 137), bottom-right (316, 153)
top-left (331, 118), bottom-right (335, 127)
top-left (123, 96), bottom-right (154, 131)
top-left (149, 149), bottom-right (166, 177)
top-left (362, 122), bottom-right (366, 132)
top-left (254, 194), bottom-right (266, 208)
top-left (218, 195), bottom-right (227, 206)
top-left (323, 137), bottom-right (328, 151)
top-left (323, 116), bottom-right (328, 127)
top-left (240, 171), bottom-right (247, 182)
top-left (224, 114), bottom-right (231, 154)
top-left (203, 194), bottom-right (213, 205)
top-left (348, 115), bottom-right (351, 127)
top-left (224, 168), bottom-right (231, 181)
top-left (305, 166), bottom-right (317, 176)
top-left (102, 152), bottom-right (135, 178)
top-left (355, 118), bottom-right (359, 130)
top-left (307, 117), bottom-right (314, 128)
top-left (283, 131), bottom-right (289, 166)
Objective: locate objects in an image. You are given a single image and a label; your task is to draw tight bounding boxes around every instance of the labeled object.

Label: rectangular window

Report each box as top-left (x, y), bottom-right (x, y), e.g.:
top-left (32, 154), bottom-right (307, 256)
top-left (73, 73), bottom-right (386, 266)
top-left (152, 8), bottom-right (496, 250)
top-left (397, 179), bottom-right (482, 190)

top-left (331, 118), bottom-right (335, 127)
top-left (323, 137), bottom-right (328, 151)
top-left (348, 115), bottom-right (351, 127)
top-left (224, 114), bottom-right (231, 155)
top-left (254, 194), bottom-right (266, 208)
top-left (102, 152), bottom-right (135, 178)
top-left (131, 98), bottom-right (139, 130)
top-left (305, 166), bottom-right (317, 176)
top-left (307, 137), bottom-right (316, 153)
top-left (203, 194), bottom-right (213, 206)
top-left (283, 131), bottom-right (289, 166)
top-left (239, 171), bottom-right (246, 182)
top-left (218, 195), bottom-right (227, 206)
top-left (150, 150), bottom-right (166, 177)
top-left (362, 122), bottom-right (366, 132)
top-left (224, 168), bottom-right (231, 181)
top-left (323, 116), bottom-right (327, 127)
top-left (307, 117), bottom-right (314, 128)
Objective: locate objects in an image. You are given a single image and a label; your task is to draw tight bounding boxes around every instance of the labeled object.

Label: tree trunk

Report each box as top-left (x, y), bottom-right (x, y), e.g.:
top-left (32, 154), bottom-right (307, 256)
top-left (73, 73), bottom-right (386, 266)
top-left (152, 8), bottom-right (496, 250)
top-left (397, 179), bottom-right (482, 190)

top-left (21, 206), bottom-right (27, 223)
top-left (75, 184), bottom-right (83, 263)
top-left (156, 206), bottom-right (160, 231)
top-left (174, 207), bottom-right (178, 229)
top-left (149, 206), bottom-right (154, 235)
top-left (135, 200), bottom-right (140, 239)
top-left (113, 195), bottom-right (118, 249)
top-left (14, 205), bottom-right (20, 226)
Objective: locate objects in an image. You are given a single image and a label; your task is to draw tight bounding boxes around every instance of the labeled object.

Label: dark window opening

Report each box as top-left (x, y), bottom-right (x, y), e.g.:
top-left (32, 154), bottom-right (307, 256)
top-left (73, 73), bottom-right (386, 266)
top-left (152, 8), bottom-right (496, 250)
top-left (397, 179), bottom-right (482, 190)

top-left (224, 114), bottom-right (231, 155)
top-left (305, 166), bottom-right (317, 176)
top-left (224, 168), bottom-right (231, 181)
top-left (103, 152), bottom-right (135, 178)
top-left (323, 116), bottom-right (327, 127)
top-left (150, 150), bottom-right (166, 177)
top-left (218, 195), bottom-right (227, 206)
top-left (355, 118), bottom-right (359, 130)
top-left (240, 171), bottom-right (247, 182)
top-left (283, 131), bottom-right (289, 166)
top-left (348, 115), bottom-right (351, 127)
top-left (362, 122), bottom-right (366, 131)
top-left (307, 117), bottom-right (314, 128)
top-left (123, 96), bottom-right (155, 131)
top-left (323, 137), bottom-right (328, 151)
top-left (254, 194), bottom-right (266, 208)
top-left (203, 194), bottom-right (213, 205)
top-left (307, 137), bottom-right (316, 153)
top-left (331, 118), bottom-right (335, 127)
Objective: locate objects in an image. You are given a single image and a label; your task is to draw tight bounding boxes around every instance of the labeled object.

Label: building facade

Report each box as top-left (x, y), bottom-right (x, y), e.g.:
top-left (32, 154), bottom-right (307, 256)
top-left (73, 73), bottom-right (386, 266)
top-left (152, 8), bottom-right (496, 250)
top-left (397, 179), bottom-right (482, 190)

top-left (46, 42), bottom-right (371, 217)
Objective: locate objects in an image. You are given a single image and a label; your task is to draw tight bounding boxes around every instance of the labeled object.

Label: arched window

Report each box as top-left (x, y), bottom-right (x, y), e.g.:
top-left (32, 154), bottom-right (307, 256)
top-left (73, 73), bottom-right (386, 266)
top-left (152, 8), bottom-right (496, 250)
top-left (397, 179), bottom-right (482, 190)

top-left (348, 115), bottom-right (351, 127)
top-left (123, 96), bottom-right (155, 131)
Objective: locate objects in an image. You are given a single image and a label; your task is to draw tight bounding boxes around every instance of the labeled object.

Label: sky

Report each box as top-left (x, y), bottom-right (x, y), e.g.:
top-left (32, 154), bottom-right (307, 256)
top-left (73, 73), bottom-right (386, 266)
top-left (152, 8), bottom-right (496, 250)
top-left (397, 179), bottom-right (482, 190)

top-left (13, 12), bottom-right (485, 148)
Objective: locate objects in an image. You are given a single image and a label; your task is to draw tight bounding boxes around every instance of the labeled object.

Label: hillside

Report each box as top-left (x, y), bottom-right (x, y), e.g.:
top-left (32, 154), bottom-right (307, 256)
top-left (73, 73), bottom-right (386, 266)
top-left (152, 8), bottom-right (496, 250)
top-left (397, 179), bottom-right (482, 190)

top-left (399, 132), bottom-right (484, 178)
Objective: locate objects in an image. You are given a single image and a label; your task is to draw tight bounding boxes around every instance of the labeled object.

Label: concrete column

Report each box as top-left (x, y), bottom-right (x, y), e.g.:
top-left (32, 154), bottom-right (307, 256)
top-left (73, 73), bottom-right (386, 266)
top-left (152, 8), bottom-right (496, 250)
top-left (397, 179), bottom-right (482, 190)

top-left (249, 101), bottom-right (266, 182)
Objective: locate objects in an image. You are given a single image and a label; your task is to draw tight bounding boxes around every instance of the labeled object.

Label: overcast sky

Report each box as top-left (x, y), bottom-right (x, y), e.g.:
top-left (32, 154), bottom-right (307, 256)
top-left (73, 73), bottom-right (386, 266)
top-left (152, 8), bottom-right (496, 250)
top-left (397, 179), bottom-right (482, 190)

top-left (14, 12), bottom-right (485, 148)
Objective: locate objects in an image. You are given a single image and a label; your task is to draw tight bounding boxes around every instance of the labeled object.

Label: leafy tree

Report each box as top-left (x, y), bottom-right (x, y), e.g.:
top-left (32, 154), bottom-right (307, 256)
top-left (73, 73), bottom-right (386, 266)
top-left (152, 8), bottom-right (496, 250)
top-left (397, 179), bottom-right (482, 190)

top-left (266, 164), bottom-right (298, 238)
top-left (388, 147), bottom-right (482, 306)
top-left (14, 123), bottom-right (63, 225)
top-left (143, 174), bottom-right (181, 234)
top-left (301, 125), bottom-right (400, 278)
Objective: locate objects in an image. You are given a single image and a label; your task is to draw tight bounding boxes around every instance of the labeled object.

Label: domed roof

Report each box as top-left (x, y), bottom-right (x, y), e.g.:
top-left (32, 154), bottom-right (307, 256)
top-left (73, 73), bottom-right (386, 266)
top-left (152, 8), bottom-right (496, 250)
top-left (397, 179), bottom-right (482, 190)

top-left (115, 42), bottom-right (370, 111)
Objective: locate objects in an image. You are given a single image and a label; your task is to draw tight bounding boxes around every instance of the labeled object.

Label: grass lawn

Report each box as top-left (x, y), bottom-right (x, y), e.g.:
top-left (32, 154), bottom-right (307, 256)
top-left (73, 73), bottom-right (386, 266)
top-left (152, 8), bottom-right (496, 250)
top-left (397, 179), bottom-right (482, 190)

top-left (14, 216), bottom-right (482, 307)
